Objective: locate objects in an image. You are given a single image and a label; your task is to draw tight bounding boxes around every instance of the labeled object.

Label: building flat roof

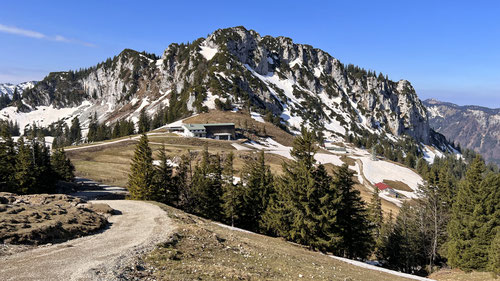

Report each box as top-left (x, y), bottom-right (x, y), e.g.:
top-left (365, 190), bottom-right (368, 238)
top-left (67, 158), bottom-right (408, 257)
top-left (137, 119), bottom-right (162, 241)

top-left (199, 123), bottom-right (235, 127)
top-left (183, 124), bottom-right (206, 130)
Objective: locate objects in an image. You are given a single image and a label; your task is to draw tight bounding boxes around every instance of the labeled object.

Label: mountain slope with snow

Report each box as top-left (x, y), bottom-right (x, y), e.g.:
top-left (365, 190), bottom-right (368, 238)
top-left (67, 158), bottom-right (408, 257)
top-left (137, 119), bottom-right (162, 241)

top-left (1, 26), bottom-right (451, 154)
top-left (0, 81), bottom-right (37, 98)
top-left (424, 98), bottom-right (500, 166)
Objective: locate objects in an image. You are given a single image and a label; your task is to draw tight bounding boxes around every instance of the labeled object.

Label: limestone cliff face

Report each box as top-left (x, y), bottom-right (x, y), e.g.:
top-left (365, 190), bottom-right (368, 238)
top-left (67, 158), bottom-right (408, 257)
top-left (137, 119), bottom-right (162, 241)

top-left (3, 26), bottom-right (440, 146)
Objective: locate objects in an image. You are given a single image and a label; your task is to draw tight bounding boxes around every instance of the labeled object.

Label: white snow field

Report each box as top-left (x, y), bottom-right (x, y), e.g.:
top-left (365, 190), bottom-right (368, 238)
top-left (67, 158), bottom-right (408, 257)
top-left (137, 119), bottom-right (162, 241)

top-left (0, 101), bottom-right (92, 130)
top-left (199, 45), bottom-right (218, 60)
top-left (357, 156), bottom-right (424, 193)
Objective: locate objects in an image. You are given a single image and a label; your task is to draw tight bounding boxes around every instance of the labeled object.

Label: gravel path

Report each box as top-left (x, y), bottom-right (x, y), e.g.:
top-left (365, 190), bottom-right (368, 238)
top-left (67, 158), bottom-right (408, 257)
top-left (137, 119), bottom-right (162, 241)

top-left (0, 200), bottom-right (174, 281)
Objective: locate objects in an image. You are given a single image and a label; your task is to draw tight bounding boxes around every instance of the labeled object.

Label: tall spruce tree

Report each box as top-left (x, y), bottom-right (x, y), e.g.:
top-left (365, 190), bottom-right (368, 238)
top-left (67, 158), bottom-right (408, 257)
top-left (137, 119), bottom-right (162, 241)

top-left (0, 124), bottom-right (16, 192)
top-left (263, 129), bottom-right (345, 253)
top-left (238, 150), bottom-right (273, 231)
top-left (154, 144), bottom-right (178, 205)
top-left (138, 108), bottom-right (150, 134)
top-left (221, 152), bottom-right (242, 226)
top-left (368, 186), bottom-right (384, 243)
top-left (191, 147), bottom-right (223, 220)
top-left (87, 112), bottom-right (98, 142)
top-left (446, 156), bottom-right (488, 271)
top-left (69, 117), bottom-right (82, 144)
top-left (51, 148), bottom-right (75, 181)
top-left (127, 134), bottom-right (156, 200)
top-left (263, 129), bottom-right (319, 246)
top-left (14, 137), bottom-right (37, 194)
top-left (333, 164), bottom-right (374, 259)
top-left (380, 202), bottom-right (427, 273)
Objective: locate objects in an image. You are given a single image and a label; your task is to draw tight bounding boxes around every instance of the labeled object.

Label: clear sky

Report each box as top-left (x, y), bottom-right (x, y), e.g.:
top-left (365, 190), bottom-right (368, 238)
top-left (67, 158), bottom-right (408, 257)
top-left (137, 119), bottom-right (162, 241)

top-left (1, 0), bottom-right (499, 107)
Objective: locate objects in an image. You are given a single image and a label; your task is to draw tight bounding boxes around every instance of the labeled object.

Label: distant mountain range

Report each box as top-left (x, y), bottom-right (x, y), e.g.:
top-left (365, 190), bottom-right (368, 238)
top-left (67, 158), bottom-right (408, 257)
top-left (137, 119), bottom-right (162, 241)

top-left (424, 99), bottom-right (500, 166)
top-left (0, 81), bottom-right (37, 98)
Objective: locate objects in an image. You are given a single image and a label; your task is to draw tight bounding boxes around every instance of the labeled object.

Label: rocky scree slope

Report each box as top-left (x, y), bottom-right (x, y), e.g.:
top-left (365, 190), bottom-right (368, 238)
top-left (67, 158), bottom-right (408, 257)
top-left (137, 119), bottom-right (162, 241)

top-left (1, 26), bottom-right (448, 149)
top-left (424, 99), bottom-right (500, 166)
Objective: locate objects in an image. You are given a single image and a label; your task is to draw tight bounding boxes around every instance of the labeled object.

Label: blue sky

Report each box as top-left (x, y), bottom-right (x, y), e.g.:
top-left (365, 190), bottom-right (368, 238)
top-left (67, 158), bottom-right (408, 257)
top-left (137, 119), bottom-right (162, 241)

top-left (1, 0), bottom-right (499, 107)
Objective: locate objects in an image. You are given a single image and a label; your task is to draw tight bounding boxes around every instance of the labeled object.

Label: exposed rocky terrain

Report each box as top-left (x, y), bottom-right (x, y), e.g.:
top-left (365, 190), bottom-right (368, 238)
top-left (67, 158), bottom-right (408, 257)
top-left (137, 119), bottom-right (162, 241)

top-left (0, 193), bottom-right (111, 247)
top-left (424, 99), bottom-right (500, 166)
top-left (0, 26), bottom-right (450, 151)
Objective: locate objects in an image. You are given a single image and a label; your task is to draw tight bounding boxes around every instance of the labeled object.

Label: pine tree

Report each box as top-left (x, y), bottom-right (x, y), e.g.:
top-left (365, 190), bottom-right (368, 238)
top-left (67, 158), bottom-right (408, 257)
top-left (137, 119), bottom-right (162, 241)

top-left (138, 108), bottom-right (150, 134)
top-left (69, 117), bottom-right (82, 144)
top-left (51, 148), bottom-right (75, 181)
top-left (368, 186), bottom-right (383, 242)
top-left (127, 134), bottom-right (156, 200)
top-left (14, 137), bottom-right (37, 194)
top-left (488, 231), bottom-right (500, 276)
top-left (0, 125), bottom-right (16, 192)
top-left (263, 129), bottom-right (319, 246)
top-left (446, 156), bottom-right (488, 271)
top-left (154, 144), bottom-right (178, 205)
top-left (380, 202), bottom-right (427, 273)
top-left (333, 164), bottom-right (374, 259)
top-left (238, 150), bottom-right (273, 231)
top-left (263, 129), bottom-right (345, 253)
top-left (309, 163), bottom-right (342, 252)
top-left (177, 151), bottom-right (194, 211)
top-left (31, 137), bottom-right (55, 193)
top-left (87, 112), bottom-right (98, 142)
top-left (191, 147), bottom-right (223, 220)
top-left (221, 152), bottom-right (242, 226)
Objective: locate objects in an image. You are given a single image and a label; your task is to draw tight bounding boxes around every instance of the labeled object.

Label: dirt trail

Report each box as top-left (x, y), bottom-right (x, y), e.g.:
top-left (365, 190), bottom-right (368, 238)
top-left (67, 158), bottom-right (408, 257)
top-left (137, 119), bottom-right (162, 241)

top-left (0, 200), bottom-right (174, 281)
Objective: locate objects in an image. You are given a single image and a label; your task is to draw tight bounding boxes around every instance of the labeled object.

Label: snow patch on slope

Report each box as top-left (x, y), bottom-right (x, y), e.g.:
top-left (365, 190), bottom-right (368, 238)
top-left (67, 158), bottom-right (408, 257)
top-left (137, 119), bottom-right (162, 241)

top-left (357, 156), bottom-right (424, 193)
top-left (199, 46), bottom-right (218, 61)
top-left (0, 101), bottom-right (91, 130)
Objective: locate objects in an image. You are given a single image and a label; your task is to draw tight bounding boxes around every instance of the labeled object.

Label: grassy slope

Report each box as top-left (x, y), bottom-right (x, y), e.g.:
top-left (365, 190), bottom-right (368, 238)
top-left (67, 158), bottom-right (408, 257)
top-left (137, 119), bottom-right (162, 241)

top-left (65, 110), bottom-right (402, 215)
top-left (145, 202), bottom-right (416, 281)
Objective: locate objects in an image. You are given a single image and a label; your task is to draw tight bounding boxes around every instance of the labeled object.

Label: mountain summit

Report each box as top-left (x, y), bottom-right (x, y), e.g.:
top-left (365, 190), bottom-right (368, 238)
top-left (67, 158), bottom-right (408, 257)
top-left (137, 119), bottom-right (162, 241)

top-left (1, 26), bottom-right (449, 149)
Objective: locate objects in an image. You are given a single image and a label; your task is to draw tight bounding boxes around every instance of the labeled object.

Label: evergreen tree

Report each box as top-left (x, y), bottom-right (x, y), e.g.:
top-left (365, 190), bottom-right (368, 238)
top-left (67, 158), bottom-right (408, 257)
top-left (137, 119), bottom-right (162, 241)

top-left (69, 117), bottom-right (82, 144)
top-left (221, 152), bottom-right (242, 226)
top-left (138, 108), bottom-right (150, 134)
top-left (263, 129), bottom-right (347, 254)
top-left (333, 164), bottom-right (374, 258)
top-left (14, 137), bottom-right (37, 194)
top-left (380, 202), bottom-right (427, 274)
top-left (0, 125), bottom-right (16, 192)
top-left (51, 148), bottom-right (75, 181)
top-left (238, 150), bottom-right (273, 231)
top-left (446, 156), bottom-right (489, 271)
top-left (488, 231), bottom-right (500, 276)
top-left (177, 151), bottom-right (194, 211)
top-left (31, 137), bottom-right (55, 193)
top-left (191, 147), bottom-right (223, 220)
top-left (154, 144), bottom-right (178, 205)
top-left (127, 134), bottom-right (156, 200)
top-left (87, 112), bottom-right (98, 142)
top-left (368, 186), bottom-right (383, 243)
top-left (263, 129), bottom-right (319, 246)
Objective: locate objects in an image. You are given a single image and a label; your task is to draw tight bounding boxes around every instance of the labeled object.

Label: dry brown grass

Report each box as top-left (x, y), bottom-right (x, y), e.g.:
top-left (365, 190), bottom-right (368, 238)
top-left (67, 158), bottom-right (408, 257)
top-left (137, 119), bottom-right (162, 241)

top-left (430, 268), bottom-right (498, 281)
top-left (383, 180), bottom-right (414, 192)
top-left (145, 202), bottom-right (416, 281)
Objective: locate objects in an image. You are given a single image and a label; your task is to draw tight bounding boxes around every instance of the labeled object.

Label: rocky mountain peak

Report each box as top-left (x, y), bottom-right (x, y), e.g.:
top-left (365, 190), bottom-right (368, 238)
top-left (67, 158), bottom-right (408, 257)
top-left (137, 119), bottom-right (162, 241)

top-left (1, 26), bottom-right (452, 151)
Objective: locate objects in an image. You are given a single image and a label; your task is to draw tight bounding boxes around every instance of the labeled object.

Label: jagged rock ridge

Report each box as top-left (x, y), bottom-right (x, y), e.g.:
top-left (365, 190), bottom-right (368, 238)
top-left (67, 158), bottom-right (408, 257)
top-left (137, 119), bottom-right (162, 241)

top-left (1, 26), bottom-right (447, 148)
